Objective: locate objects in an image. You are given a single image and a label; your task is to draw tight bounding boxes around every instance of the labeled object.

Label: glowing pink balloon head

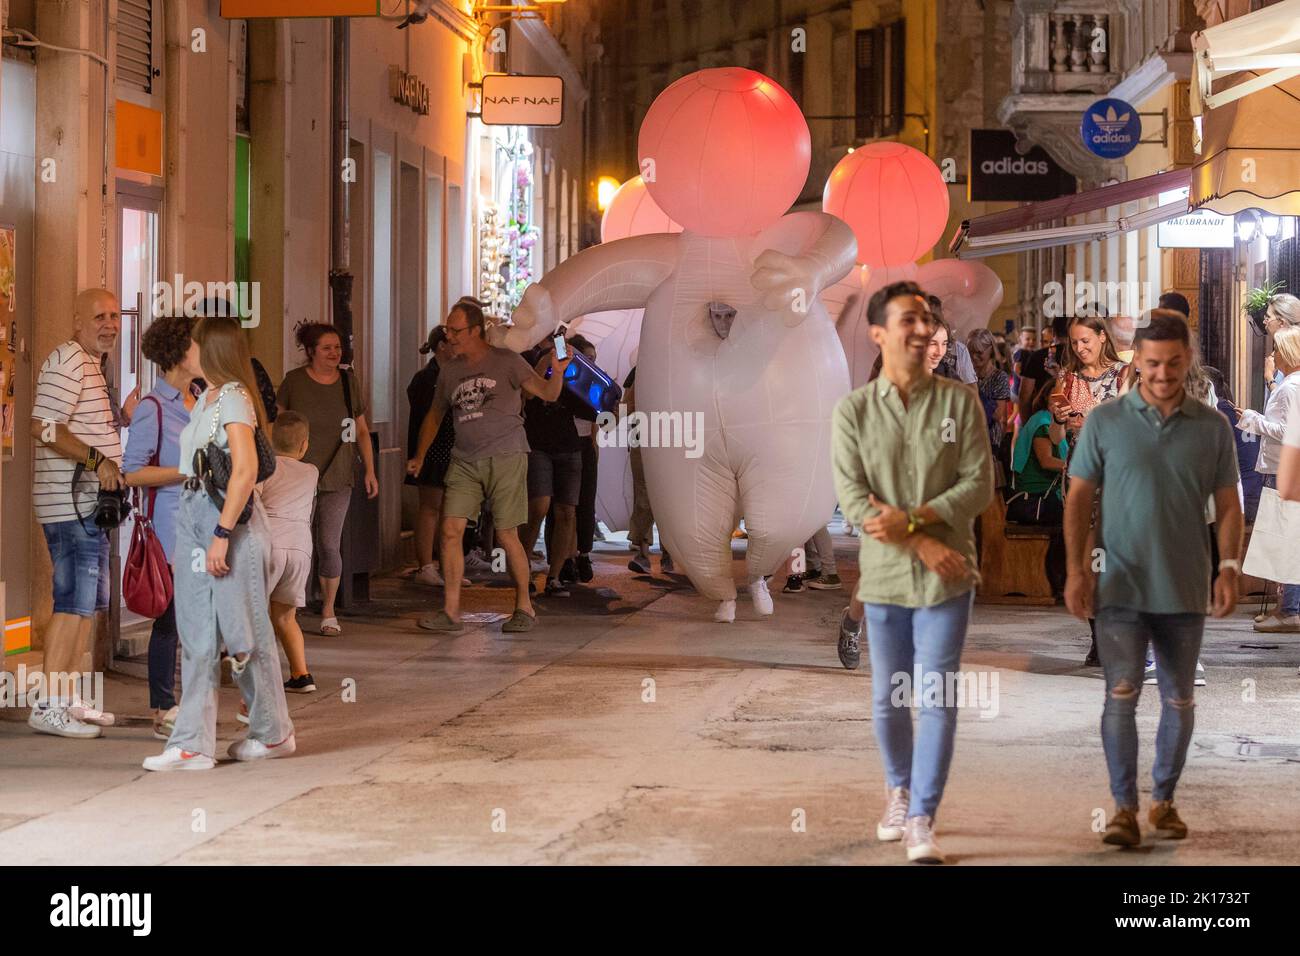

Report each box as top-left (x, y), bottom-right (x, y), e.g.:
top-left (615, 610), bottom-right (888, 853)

top-left (822, 142), bottom-right (951, 268)
top-left (599, 176), bottom-right (683, 243)
top-left (638, 68), bottom-right (810, 237)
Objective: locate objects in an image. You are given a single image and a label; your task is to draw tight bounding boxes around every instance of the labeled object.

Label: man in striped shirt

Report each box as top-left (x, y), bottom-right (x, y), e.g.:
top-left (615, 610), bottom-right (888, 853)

top-left (28, 288), bottom-right (124, 739)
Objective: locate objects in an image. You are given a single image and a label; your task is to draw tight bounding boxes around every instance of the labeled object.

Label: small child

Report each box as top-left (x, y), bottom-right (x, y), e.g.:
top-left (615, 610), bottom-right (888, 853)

top-left (259, 411), bottom-right (320, 693)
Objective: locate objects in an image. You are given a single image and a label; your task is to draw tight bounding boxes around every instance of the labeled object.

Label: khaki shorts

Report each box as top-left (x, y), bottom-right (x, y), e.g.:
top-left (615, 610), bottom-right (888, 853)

top-left (442, 453), bottom-right (529, 529)
top-left (267, 548), bottom-right (312, 607)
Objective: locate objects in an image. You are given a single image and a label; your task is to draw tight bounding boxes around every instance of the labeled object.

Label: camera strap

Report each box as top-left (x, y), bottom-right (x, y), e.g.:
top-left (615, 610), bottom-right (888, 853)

top-left (69, 462), bottom-right (106, 536)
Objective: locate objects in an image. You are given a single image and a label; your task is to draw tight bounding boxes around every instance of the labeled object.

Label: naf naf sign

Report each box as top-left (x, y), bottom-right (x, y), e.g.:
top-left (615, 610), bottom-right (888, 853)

top-left (1081, 97), bottom-right (1141, 159)
top-left (969, 129), bottom-right (1077, 202)
top-left (480, 74), bottom-right (565, 127)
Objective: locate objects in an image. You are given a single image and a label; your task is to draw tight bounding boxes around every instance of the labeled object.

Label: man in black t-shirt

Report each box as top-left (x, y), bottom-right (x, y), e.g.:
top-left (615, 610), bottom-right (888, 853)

top-left (521, 339), bottom-right (584, 596)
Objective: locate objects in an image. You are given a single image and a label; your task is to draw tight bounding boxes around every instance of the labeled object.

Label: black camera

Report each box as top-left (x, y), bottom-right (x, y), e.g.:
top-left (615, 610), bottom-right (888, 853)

top-left (92, 487), bottom-right (131, 530)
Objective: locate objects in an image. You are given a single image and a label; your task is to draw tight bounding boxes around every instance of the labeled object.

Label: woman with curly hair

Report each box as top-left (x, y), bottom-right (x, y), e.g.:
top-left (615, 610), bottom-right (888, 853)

top-left (122, 314), bottom-right (204, 739)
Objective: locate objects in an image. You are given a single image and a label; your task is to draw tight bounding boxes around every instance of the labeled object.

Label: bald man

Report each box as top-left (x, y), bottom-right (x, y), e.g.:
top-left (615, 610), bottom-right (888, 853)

top-left (28, 288), bottom-right (124, 738)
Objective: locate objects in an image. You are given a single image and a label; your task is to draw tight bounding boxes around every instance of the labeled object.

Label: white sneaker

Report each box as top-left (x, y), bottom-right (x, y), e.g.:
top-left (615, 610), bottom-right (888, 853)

top-left (228, 733), bottom-right (296, 762)
top-left (1194, 659), bottom-right (1206, 687)
top-left (28, 705), bottom-right (101, 739)
top-left (414, 563), bottom-right (445, 587)
top-left (904, 815), bottom-right (945, 863)
top-left (749, 578), bottom-right (774, 616)
top-left (876, 786), bottom-right (909, 841)
top-left (142, 746), bottom-right (215, 772)
top-left (68, 696), bottom-right (115, 727)
top-left (714, 599), bottom-right (736, 623)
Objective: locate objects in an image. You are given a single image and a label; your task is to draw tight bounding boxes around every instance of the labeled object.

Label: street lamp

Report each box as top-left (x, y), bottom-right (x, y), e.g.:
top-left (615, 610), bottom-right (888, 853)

top-left (596, 176), bottom-right (620, 211)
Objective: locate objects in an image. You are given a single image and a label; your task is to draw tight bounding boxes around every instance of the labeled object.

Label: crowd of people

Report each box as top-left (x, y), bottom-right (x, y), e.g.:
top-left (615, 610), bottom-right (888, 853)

top-left (24, 278), bottom-right (1300, 862)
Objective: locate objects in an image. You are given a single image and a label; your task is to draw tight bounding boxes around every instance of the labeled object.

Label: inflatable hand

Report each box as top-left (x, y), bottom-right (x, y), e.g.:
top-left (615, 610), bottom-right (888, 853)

top-left (751, 249), bottom-right (826, 317)
top-left (915, 259), bottom-right (1003, 339)
top-left (491, 282), bottom-right (555, 351)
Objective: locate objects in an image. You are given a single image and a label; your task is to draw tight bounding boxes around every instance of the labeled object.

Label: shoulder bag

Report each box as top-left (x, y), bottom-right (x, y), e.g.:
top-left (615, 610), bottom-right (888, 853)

top-left (195, 384), bottom-right (277, 524)
top-left (123, 396), bottom-right (174, 617)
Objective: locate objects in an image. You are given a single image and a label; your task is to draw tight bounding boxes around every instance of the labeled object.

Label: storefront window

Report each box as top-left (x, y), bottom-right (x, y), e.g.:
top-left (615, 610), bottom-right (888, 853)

top-left (478, 126), bottom-right (540, 320)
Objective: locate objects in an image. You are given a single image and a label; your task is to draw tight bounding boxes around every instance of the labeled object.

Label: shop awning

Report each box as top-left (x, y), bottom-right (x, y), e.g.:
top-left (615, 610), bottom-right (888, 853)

top-left (949, 168), bottom-right (1192, 259)
top-left (1192, 0), bottom-right (1300, 113)
top-left (1190, 71), bottom-right (1300, 216)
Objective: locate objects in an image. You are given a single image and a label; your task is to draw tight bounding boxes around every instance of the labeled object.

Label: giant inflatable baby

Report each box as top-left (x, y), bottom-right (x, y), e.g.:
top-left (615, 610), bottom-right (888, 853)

top-left (492, 68), bottom-right (857, 622)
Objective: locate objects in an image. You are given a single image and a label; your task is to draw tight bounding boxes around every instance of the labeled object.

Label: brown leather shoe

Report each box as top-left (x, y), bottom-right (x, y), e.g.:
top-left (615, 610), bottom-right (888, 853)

top-left (1148, 800), bottom-right (1188, 839)
top-left (1102, 808), bottom-right (1141, 847)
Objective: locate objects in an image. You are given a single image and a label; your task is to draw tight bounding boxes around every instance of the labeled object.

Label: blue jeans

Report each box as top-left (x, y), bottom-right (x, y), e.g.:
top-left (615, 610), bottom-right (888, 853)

top-left (1096, 607), bottom-right (1204, 810)
top-left (41, 518), bottom-right (109, 617)
top-left (865, 590), bottom-right (973, 820)
top-left (147, 589), bottom-right (179, 710)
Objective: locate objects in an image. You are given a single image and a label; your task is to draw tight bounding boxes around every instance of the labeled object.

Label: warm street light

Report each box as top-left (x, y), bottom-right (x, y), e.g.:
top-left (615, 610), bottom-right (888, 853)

top-left (596, 176), bottom-right (620, 211)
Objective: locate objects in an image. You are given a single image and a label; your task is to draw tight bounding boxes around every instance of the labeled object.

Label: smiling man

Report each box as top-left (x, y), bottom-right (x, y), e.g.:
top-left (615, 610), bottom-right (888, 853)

top-left (831, 280), bottom-right (994, 864)
top-left (28, 288), bottom-right (124, 738)
top-left (1064, 309), bottom-right (1242, 849)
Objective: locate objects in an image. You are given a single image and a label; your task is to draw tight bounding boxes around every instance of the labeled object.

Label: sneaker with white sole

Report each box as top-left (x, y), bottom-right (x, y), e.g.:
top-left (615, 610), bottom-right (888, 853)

top-left (463, 552), bottom-right (495, 577)
top-left (68, 696), bottom-right (115, 727)
top-left (903, 815), bottom-right (945, 863)
top-left (714, 599), bottom-right (736, 623)
top-left (1143, 658), bottom-right (1157, 685)
top-left (807, 573), bottom-right (843, 591)
top-left (229, 733), bottom-right (296, 762)
top-left (142, 746), bottom-right (215, 772)
top-left (876, 786), bottom-right (909, 841)
top-left (414, 563), bottom-right (445, 587)
top-left (1194, 659), bottom-right (1206, 687)
top-left (749, 578), bottom-right (774, 616)
top-left (28, 705), bottom-right (101, 739)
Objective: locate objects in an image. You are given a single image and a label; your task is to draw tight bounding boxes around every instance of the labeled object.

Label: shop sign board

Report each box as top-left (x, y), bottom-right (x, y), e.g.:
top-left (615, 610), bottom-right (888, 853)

top-left (1081, 97), bottom-right (1141, 159)
top-left (480, 74), bottom-right (564, 127)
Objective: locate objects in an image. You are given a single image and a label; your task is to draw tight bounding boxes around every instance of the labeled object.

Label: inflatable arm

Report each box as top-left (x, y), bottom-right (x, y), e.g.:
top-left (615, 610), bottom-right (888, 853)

top-left (750, 212), bottom-right (858, 319)
top-left (489, 233), bottom-right (681, 351)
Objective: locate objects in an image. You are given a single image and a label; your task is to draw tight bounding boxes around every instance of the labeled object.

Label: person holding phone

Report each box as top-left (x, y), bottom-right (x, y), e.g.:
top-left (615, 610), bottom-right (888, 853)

top-left (1050, 315), bottom-right (1131, 667)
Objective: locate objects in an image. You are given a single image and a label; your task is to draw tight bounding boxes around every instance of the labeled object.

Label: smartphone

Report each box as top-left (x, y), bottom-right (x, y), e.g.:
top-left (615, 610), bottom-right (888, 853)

top-left (552, 334), bottom-right (568, 361)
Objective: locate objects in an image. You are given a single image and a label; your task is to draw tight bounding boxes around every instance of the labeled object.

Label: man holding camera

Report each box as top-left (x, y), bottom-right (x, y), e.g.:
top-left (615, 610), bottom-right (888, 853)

top-left (28, 288), bottom-right (124, 738)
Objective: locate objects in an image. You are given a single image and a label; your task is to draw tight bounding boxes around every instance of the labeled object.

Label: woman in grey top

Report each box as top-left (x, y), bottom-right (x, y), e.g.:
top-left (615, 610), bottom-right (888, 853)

top-left (277, 323), bottom-right (379, 636)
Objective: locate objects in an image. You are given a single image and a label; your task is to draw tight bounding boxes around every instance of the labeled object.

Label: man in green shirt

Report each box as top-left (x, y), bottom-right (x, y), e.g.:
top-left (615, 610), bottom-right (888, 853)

top-left (1065, 309), bottom-right (1242, 848)
top-left (831, 281), bottom-right (994, 864)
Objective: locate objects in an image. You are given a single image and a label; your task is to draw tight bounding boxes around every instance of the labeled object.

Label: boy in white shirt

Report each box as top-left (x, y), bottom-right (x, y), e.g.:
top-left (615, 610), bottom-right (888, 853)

top-left (260, 411), bottom-right (320, 692)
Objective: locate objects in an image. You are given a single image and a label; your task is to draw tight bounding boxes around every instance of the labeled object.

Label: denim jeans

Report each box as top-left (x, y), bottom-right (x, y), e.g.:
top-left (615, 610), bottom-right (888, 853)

top-left (1096, 607), bottom-right (1204, 810)
top-left (864, 589), bottom-right (974, 820)
top-left (147, 588), bottom-right (179, 711)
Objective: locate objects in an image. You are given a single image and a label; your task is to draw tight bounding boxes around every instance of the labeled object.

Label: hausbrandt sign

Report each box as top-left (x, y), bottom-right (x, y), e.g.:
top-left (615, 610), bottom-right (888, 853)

top-left (480, 74), bottom-right (564, 127)
top-left (969, 129), bottom-right (1077, 202)
top-left (1156, 187), bottom-right (1234, 248)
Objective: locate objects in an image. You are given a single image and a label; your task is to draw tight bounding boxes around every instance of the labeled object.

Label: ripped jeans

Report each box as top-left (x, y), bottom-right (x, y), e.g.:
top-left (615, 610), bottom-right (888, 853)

top-left (1096, 607), bottom-right (1204, 810)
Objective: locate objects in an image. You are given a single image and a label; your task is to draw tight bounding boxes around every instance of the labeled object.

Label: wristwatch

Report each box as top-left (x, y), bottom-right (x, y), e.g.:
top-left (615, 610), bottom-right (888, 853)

top-left (1218, 558), bottom-right (1241, 573)
top-left (85, 447), bottom-right (102, 471)
top-left (213, 524), bottom-right (232, 540)
top-left (906, 510), bottom-right (928, 536)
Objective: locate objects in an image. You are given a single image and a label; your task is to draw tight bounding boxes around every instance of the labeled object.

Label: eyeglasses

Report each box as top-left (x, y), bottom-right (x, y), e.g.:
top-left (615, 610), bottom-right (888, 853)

top-left (445, 324), bottom-right (471, 337)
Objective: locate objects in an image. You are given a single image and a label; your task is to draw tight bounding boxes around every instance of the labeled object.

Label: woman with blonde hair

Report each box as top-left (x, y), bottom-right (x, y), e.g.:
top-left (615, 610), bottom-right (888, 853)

top-left (1239, 325), bottom-right (1300, 633)
top-left (143, 313), bottom-right (295, 770)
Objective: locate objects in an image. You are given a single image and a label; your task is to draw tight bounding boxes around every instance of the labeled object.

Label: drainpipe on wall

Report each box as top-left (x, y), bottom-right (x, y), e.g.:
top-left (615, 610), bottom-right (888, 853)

top-left (329, 16), bottom-right (353, 364)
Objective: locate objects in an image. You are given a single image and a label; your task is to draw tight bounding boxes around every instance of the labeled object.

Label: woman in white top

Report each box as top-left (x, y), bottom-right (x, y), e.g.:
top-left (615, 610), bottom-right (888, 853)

top-left (142, 316), bottom-right (295, 771)
top-left (1237, 326), bottom-right (1300, 633)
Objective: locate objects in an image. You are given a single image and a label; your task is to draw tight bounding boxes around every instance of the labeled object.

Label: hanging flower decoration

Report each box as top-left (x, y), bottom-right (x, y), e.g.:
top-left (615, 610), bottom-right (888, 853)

top-left (478, 128), bottom-right (543, 321)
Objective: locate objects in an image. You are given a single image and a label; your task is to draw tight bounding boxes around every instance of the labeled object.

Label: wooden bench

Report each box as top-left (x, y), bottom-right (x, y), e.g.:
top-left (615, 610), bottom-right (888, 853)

top-left (976, 495), bottom-right (1058, 606)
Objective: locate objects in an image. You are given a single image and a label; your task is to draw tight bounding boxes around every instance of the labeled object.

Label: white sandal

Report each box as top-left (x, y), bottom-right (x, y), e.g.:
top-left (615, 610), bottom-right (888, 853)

top-left (319, 617), bottom-right (341, 636)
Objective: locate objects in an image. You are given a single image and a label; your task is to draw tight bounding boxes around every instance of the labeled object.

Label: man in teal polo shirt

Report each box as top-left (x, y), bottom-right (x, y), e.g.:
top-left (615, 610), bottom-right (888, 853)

top-left (1065, 309), bottom-right (1242, 848)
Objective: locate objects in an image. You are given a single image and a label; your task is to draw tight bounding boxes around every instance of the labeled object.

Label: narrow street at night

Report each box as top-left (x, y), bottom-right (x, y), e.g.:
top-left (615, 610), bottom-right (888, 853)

top-left (5, 535), bottom-right (1298, 866)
